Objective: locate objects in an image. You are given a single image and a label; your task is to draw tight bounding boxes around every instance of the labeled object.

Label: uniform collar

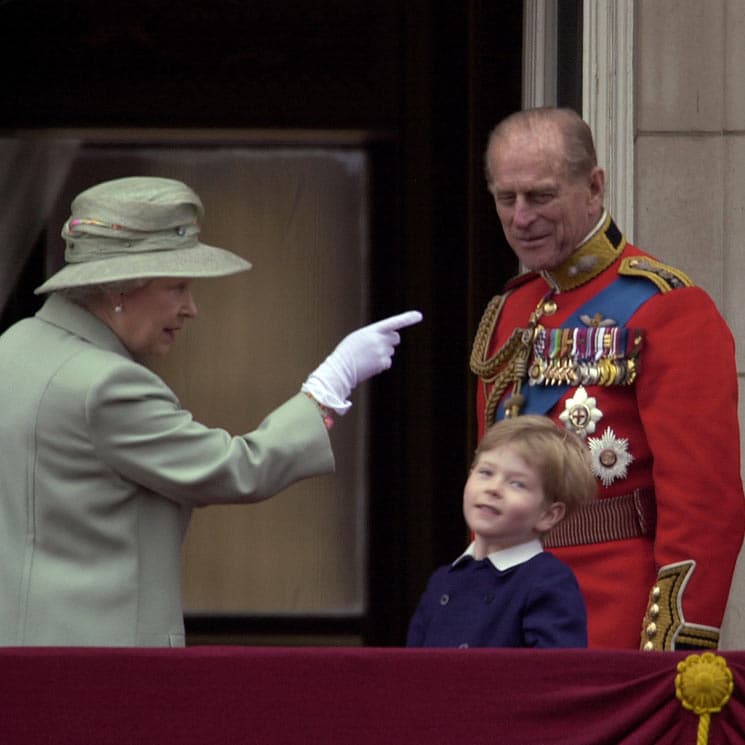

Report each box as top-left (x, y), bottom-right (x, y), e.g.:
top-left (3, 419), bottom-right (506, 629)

top-left (453, 539), bottom-right (544, 571)
top-left (540, 211), bottom-right (626, 293)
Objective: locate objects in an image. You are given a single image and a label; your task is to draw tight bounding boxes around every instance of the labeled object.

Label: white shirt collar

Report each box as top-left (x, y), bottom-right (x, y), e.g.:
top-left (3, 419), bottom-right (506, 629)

top-left (520, 210), bottom-right (608, 279)
top-left (453, 539), bottom-right (544, 571)
top-left (577, 209), bottom-right (608, 248)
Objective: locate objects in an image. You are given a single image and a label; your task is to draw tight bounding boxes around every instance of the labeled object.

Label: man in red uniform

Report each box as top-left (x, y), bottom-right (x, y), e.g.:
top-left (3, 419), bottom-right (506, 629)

top-left (470, 107), bottom-right (745, 650)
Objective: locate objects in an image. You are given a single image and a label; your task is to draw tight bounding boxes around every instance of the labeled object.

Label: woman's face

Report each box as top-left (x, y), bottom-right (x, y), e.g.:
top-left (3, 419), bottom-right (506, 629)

top-left (109, 278), bottom-right (198, 358)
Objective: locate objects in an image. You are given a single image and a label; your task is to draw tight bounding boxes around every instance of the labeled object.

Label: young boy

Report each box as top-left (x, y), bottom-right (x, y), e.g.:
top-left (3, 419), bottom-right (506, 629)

top-left (407, 415), bottom-right (596, 648)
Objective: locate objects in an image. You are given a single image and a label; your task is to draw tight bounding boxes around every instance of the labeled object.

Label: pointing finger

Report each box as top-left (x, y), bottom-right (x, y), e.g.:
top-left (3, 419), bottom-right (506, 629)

top-left (367, 310), bottom-right (423, 333)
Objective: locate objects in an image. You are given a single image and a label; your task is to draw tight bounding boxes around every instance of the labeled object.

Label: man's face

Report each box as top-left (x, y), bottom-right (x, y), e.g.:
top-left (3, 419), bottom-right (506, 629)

top-left (485, 127), bottom-right (604, 271)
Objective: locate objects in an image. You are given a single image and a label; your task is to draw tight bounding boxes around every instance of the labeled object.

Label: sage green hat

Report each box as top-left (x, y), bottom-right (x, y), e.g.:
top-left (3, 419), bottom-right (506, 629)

top-left (34, 176), bottom-right (251, 295)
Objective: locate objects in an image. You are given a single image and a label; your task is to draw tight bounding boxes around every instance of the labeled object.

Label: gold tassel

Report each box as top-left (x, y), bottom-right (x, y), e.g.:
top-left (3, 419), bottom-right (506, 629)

top-left (675, 653), bottom-right (733, 745)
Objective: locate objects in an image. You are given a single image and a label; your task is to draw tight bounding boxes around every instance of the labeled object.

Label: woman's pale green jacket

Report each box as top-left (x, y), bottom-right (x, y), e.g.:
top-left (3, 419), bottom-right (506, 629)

top-left (0, 293), bottom-right (334, 646)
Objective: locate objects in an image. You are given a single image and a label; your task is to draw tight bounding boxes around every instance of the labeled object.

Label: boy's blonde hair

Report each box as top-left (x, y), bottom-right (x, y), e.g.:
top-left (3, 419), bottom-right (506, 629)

top-left (474, 415), bottom-right (596, 518)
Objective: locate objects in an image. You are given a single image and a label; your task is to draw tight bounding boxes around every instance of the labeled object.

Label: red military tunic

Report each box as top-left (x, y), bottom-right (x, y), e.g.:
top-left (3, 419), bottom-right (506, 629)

top-left (470, 213), bottom-right (745, 649)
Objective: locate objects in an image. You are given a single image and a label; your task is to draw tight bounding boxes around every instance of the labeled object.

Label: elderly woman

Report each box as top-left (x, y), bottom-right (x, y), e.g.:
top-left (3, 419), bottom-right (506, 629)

top-left (0, 176), bottom-right (421, 646)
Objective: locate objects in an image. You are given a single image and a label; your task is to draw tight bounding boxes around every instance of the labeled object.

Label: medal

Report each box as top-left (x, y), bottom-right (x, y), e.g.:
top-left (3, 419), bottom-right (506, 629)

top-left (559, 386), bottom-right (603, 438)
top-left (529, 327), bottom-right (643, 388)
top-left (588, 427), bottom-right (634, 486)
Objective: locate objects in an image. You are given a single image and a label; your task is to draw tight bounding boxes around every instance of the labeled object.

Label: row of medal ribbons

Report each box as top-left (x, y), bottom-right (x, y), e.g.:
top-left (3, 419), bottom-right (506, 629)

top-left (528, 325), bottom-right (643, 387)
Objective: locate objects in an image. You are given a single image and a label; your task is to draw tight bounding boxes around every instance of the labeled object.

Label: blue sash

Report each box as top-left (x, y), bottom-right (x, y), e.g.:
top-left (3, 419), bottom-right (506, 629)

top-left (496, 276), bottom-right (658, 420)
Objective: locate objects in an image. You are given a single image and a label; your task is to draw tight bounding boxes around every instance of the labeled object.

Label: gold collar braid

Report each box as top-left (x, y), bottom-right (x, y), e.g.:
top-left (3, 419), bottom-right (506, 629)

top-left (541, 213), bottom-right (626, 292)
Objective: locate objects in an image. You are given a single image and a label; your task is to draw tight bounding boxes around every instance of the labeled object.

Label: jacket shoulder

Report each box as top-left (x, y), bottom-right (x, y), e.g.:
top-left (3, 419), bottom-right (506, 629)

top-left (618, 256), bottom-right (695, 293)
top-left (503, 270), bottom-right (541, 292)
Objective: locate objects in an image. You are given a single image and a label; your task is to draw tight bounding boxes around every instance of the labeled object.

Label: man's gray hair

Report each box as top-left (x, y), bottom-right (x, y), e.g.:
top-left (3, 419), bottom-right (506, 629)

top-left (485, 107), bottom-right (598, 183)
top-left (58, 278), bottom-right (151, 304)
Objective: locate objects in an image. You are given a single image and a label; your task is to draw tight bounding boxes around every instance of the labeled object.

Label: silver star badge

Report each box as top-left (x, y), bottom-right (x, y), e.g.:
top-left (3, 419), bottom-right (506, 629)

top-left (588, 427), bottom-right (634, 486)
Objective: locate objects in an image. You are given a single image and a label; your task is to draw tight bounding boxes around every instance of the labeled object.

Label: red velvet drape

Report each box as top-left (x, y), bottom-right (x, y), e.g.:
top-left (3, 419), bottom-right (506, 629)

top-left (2, 647), bottom-right (744, 744)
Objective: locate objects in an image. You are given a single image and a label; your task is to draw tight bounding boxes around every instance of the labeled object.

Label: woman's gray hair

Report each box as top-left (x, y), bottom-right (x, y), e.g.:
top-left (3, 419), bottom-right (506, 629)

top-left (58, 278), bottom-right (151, 304)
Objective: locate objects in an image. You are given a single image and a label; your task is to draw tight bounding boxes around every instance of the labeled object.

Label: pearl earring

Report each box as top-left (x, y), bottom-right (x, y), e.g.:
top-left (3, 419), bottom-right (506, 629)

top-left (114, 304), bottom-right (123, 313)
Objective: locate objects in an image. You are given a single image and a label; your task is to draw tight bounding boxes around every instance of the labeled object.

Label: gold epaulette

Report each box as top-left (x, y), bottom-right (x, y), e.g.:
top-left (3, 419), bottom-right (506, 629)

top-left (619, 257), bottom-right (695, 293)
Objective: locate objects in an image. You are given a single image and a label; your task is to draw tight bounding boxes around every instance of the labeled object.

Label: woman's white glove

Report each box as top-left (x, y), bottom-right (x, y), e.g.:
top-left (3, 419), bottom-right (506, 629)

top-left (301, 310), bottom-right (423, 415)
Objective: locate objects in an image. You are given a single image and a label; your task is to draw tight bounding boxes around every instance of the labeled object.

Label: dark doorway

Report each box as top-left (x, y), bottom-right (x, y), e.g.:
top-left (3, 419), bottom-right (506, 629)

top-left (1, 0), bottom-right (524, 646)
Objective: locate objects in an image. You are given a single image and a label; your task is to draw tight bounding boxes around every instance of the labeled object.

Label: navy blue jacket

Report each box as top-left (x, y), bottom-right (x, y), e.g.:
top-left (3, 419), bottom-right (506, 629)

top-left (406, 552), bottom-right (587, 648)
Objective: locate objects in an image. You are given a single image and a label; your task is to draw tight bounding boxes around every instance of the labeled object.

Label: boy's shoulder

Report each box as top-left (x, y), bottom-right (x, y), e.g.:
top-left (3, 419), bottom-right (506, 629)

top-left (525, 550), bottom-right (581, 583)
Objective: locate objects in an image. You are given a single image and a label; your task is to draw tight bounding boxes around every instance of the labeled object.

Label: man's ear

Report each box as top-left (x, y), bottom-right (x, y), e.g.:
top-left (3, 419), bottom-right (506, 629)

top-left (587, 166), bottom-right (605, 209)
top-left (535, 501), bottom-right (566, 534)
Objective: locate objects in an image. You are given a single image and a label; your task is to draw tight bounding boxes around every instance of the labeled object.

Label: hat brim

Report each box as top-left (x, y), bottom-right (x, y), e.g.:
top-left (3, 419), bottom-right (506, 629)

top-left (34, 241), bottom-right (251, 295)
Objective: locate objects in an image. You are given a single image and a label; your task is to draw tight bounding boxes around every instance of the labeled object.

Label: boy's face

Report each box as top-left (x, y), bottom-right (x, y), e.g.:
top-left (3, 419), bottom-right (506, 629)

top-left (463, 444), bottom-right (564, 558)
